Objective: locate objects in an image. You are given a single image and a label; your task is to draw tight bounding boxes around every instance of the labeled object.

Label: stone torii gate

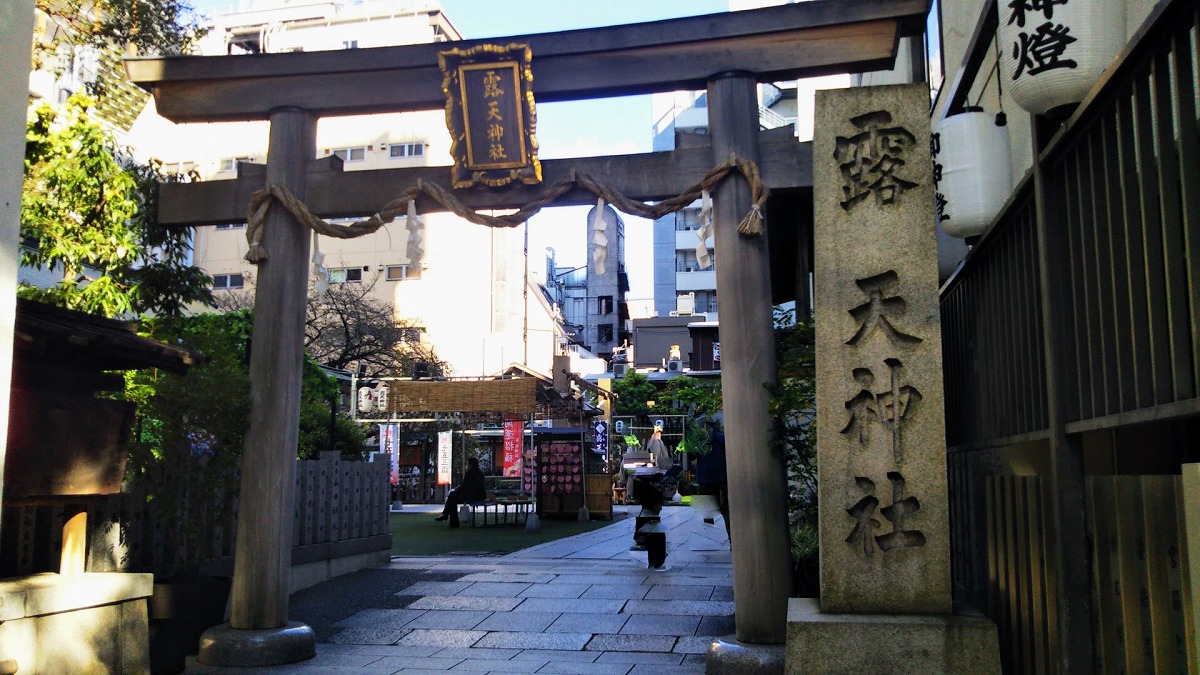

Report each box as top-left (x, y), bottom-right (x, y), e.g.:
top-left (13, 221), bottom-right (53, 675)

top-left (127, 1), bottom-right (925, 668)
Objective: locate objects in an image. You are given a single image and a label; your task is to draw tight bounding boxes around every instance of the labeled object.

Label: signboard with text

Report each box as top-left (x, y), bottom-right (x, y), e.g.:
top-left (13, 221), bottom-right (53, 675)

top-left (502, 418), bottom-right (523, 477)
top-left (437, 431), bottom-right (453, 485)
top-left (438, 43), bottom-right (541, 188)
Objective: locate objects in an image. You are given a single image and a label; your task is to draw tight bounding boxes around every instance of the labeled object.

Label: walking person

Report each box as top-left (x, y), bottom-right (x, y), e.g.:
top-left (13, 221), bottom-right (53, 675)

top-left (434, 456), bottom-right (486, 528)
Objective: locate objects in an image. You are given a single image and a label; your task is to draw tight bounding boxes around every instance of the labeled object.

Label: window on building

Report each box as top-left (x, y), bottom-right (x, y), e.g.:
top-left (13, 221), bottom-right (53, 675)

top-left (342, 40), bottom-right (359, 49)
top-left (598, 295), bottom-right (613, 315)
top-left (676, 208), bottom-right (701, 232)
top-left (694, 291), bottom-right (718, 314)
top-left (676, 250), bottom-right (700, 272)
top-left (385, 264), bottom-right (421, 281)
top-left (388, 143), bottom-right (425, 158)
top-left (215, 223), bottom-right (245, 231)
top-left (159, 160), bottom-right (196, 177)
top-left (399, 327), bottom-right (423, 344)
top-left (330, 147), bottom-right (367, 162)
top-left (219, 156), bottom-right (254, 172)
top-left (329, 267), bottom-right (364, 284)
top-left (212, 273), bottom-right (244, 289)
top-left (598, 324), bottom-right (614, 343)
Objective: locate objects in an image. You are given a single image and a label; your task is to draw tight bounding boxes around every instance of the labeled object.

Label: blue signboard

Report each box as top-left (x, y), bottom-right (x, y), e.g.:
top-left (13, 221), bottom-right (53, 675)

top-left (592, 420), bottom-right (608, 455)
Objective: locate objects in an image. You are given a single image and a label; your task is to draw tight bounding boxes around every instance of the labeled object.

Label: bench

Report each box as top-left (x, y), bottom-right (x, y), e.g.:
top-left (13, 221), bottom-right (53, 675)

top-left (465, 499), bottom-right (534, 527)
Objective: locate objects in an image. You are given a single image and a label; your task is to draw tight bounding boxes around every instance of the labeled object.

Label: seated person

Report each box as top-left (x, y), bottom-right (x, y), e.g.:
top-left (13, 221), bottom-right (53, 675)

top-left (434, 457), bottom-right (486, 528)
top-left (645, 429), bottom-right (672, 471)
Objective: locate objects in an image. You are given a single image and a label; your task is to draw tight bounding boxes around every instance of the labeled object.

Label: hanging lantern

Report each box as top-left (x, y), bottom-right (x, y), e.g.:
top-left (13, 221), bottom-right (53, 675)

top-left (931, 110), bottom-right (1013, 239)
top-left (997, 0), bottom-right (1125, 115)
top-left (357, 387), bottom-right (374, 414)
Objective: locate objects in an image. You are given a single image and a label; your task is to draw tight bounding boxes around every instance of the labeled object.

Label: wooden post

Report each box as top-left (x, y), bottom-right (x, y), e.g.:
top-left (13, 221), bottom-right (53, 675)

top-left (229, 107), bottom-right (315, 630)
top-left (707, 72), bottom-right (792, 644)
top-left (1030, 114), bottom-right (1096, 670)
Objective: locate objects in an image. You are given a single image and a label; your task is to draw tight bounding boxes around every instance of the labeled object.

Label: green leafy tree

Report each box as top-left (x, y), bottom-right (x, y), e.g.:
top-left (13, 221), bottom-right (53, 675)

top-left (611, 371), bottom-right (656, 417)
top-left (127, 311), bottom-right (366, 573)
top-left (21, 95), bottom-right (212, 317)
top-left (33, 0), bottom-right (204, 70)
top-left (769, 307), bottom-right (818, 595)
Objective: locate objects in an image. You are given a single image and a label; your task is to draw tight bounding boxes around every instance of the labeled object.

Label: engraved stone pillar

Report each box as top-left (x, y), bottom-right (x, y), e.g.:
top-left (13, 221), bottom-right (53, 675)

top-left (786, 84), bottom-right (999, 674)
top-left (813, 84), bottom-right (950, 614)
top-left (198, 107), bottom-right (316, 667)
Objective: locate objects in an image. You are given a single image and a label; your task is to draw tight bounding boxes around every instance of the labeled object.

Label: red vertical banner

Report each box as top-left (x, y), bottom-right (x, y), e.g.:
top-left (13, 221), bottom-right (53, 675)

top-left (502, 418), bottom-right (523, 477)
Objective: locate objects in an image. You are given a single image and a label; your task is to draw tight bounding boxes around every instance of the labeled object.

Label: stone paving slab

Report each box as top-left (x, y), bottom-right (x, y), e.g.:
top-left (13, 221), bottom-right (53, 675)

top-left (399, 581), bottom-right (474, 596)
top-left (627, 664), bottom-right (702, 675)
top-left (474, 631), bottom-right (594, 650)
top-left (452, 657), bottom-right (550, 672)
top-left (335, 608), bottom-right (426, 629)
top-left (592, 651), bottom-right (685, 664)
top-left (643, 585), bottom-right (713, 601)
top-left (369, 656), bottom-right (467, 671)
top-left (397, 629), bottom-right (487, 648)
top-left (355, 645), bottom-right (441, 657)
top-left (533, 660), bottom-right (635, 674)
top-left (458, 572), bottom-right (557, 584)
top-left (430, 647), bottom-right (522, 661)
top-left (672, 636), bottom-right (716, 655)
top-left (405, 610), bottom-right (492, 630)
top-left (409, 595), bottom-right (524, 611)
top-left (517, 583), bottom-right (590, 599)
top-left (696, 616), bottom-right (735, 635)
top-left (327, 626), bottom-right (411, 645)
top-left (545, 612), bottom-right (629, 634)
top-left (709, 587), bottom-right (734, 601)
top-left (515, 598), bottom-right (627, 614)
top-left (618, 614), bottom-right (701, 637)
top-left (621, 600), bottom-right (734, 616)
top-left (584, 634), bottom-right (678, 653)
top-left (579, 585), bottom-right (650, 600)
top-left (457, 582), bottom-right (533, 597)
top-left (510, 649), bottom-right (601, 663)
top-left (474, 611), bottom-right (560, 632)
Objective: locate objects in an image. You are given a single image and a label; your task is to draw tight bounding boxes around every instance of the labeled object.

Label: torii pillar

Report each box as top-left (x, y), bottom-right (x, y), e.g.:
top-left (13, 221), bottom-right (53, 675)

top-left (705, 72), bottom-right (793, 673)
top-left (197, 107), bottom-right (318, 666)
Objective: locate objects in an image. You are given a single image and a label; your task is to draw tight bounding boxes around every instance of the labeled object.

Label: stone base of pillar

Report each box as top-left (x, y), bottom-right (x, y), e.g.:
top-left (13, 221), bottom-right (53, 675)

top-left (706, 635), bottom-right (786, 674)
top-left (195, 621), bottom-right (315, 668)
top-left (785, 598), bottom-right (1000, 674)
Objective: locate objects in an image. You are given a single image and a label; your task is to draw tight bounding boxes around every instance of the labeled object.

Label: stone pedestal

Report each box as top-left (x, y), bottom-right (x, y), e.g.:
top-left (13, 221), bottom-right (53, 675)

top-left (0, 573), bottom-right (152, 674)
top-left (196, 621), bottom-right (315, 667)
top-left (786, 599), bottom-right (1000, 674)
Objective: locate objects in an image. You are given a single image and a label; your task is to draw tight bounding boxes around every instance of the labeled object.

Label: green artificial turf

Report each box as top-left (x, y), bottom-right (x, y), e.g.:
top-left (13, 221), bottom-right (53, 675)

top-left (389, 511), bottom-right (625, 556)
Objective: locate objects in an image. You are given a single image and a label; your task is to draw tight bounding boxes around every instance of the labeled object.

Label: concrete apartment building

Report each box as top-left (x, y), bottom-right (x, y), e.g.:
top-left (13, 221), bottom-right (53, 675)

top-left (123, 0), bottom-right (567, 378)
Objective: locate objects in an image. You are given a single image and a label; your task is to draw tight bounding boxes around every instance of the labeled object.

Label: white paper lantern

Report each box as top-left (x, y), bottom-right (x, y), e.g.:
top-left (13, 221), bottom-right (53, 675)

top-left (998, 0), bottom-right (1125, 114)
top-left (931, 111), bottom-right (1013, 239)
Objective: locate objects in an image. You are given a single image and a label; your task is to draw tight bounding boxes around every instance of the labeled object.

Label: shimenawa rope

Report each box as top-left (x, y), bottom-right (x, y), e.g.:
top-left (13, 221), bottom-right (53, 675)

top-left (244, 153), bottom-right (767, 263)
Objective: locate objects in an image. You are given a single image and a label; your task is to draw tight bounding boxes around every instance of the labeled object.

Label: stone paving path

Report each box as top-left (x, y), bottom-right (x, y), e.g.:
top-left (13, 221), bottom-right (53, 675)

top-left (189, 504), bottom-right (731, 674)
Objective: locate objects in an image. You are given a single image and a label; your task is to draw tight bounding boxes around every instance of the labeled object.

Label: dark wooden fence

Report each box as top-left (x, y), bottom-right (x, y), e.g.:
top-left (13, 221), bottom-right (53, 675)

top-left (940, 0), bottom-right (1200, 670)
top-left (2, 452), bottom-right (390, 578)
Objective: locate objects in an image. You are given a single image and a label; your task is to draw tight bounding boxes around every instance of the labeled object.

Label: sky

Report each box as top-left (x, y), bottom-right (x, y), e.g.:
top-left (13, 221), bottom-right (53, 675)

top-left (186, 0), bottom-right (732, 312)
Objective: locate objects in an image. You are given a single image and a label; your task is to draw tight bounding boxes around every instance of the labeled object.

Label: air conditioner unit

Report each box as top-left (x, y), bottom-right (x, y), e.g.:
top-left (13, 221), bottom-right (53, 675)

top-left (666, 359), bottom-right (682, 373)
top-left (613, 363), bottom-right (628, 377)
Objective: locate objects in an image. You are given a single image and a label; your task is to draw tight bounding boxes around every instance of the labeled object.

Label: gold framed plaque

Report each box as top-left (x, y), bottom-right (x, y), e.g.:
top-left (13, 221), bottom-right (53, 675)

top-left (438, 43), bottom-right (542, 188)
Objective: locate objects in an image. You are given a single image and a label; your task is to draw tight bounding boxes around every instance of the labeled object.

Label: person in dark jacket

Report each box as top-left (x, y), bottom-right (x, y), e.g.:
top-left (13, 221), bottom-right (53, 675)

top-left (695, 421), bottom-right (730, 540)
top-left (434, 457), bottom-right (486, 528)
